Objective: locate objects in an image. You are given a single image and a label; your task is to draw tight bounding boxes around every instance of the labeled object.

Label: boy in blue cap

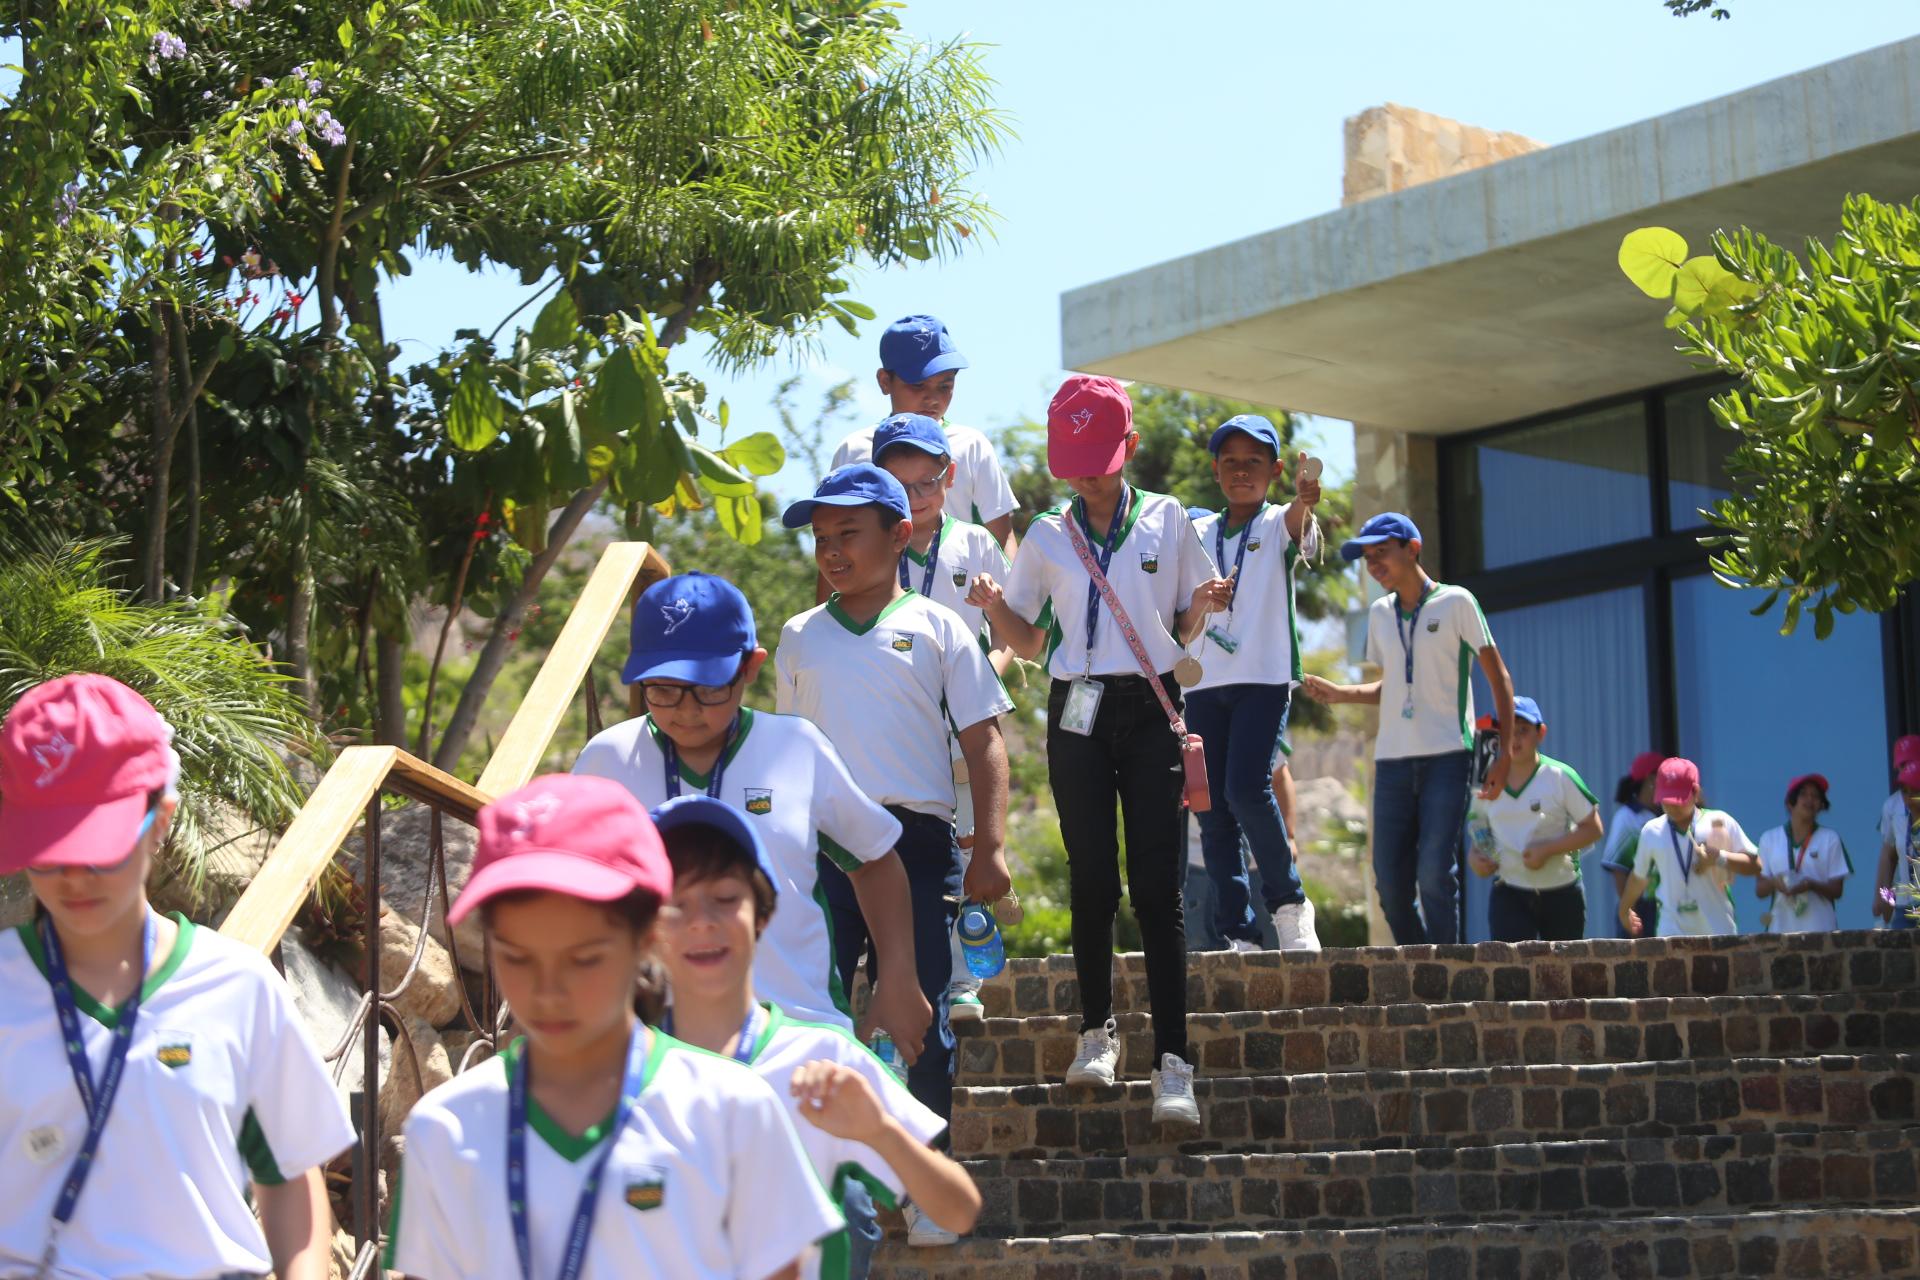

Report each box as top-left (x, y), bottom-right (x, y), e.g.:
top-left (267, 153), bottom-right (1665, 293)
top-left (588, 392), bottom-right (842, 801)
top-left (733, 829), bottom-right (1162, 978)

top-left (1186, 416), bottom-right (1325, 951)
top-left (869, 412), bottom-right (1016, 1026)
top-left (572, 571), bottom-right (932, 1060)
top-left (828, 315), bottom-right (1018, 557)
top-left (776, 465), bottom-right (1012, 1150)
top-left (1303, 512), bottom-right (1517, 945)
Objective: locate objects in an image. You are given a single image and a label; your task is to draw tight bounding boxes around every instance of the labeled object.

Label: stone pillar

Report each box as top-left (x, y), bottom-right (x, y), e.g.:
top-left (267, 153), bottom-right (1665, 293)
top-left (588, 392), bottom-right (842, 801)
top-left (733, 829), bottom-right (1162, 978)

top-left (1342, 106), bottom-right (1541, 944)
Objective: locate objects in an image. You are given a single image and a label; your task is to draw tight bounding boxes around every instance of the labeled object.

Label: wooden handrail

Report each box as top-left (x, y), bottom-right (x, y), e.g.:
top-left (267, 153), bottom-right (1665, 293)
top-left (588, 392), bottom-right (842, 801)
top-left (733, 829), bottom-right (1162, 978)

top-left (219, 540), bottom-right (669, 954)
top-left (475, 540), bottom-right (669, 799)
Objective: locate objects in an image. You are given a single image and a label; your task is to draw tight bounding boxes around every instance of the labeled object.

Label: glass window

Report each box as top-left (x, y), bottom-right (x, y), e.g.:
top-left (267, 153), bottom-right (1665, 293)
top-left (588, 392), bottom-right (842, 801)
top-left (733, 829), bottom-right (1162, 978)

top-left (1466, 587), bottom-right (1652, 942)
top-left (1445, 402), bottom-right (1653, 573)
top-left (1670, 573), bottom-right (1887, 932)
top-left (1664, 384), bottom-right (1738, 531)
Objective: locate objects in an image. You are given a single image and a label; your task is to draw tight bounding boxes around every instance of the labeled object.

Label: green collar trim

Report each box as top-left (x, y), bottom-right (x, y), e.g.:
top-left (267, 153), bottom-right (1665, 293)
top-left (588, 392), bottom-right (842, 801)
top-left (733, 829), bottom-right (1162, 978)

top-left (1503, 757), bottom-right (1542, 799)
top-left (503, 1025), bottom-right (668, 1163)
top-left (19, 912), bottom-right (195, 1029)
top-left (746, 1001), bottom-right (784, 1064)
top-left (1220, 503), bottom-right (1269, 540)
top-left (825, 589), bottom-right (918, 636)
top-left (904, 516), bottom-right (954, 567)
top-left (1072, 486), bottom-right (1147, 555)
top-left (1395, 580), bottom-right (1441, 620)
top-left (645, 707), bottom-right (757, 789)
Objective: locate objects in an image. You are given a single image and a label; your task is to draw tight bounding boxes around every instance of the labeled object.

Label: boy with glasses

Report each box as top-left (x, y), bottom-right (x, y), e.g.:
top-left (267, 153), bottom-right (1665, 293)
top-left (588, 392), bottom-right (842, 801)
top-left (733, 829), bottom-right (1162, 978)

top-left (573, 572), bottom-right (930, 1055)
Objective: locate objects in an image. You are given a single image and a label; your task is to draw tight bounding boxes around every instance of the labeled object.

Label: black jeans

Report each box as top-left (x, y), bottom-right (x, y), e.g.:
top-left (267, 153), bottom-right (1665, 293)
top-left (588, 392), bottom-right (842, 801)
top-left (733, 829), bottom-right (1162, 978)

top-left (1047, 674), bottom-right (1189, 1064)
top-left (1488, 880), bottom-right (1586, 942)
top-left (818, 805), bottom-right (961, 1121)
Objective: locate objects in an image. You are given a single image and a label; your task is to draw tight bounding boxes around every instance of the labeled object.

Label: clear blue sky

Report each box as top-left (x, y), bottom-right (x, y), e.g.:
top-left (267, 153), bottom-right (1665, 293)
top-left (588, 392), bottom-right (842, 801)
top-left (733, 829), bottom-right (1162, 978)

top-left (381, 2), bottom-right (1920, 495)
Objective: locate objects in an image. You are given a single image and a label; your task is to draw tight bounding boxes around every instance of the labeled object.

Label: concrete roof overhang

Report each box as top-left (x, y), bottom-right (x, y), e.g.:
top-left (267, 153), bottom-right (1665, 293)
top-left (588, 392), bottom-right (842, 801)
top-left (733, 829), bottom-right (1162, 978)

top-left (1061, 37), bottom-right (1920, 434)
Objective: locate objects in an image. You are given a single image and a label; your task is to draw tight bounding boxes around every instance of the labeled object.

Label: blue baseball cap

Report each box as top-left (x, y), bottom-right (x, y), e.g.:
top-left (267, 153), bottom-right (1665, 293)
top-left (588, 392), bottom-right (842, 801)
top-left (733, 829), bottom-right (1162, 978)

top-left (622, 572), bottom-right (756, 687)
top-left (879, 314), bottom-right (969, 385)
top-left (872, 413), bottom-right (951, 463)
top-left (1340, 512), bottom-right (1422, 561)
top-left (1503, 696), bottom-right (1545, 727)
top-left (650, 795), bottom-right (779, 903)
top-left (781, 463), bottom-right (911, 529)
top-left (1207, 414), bottom-right (1283, 457)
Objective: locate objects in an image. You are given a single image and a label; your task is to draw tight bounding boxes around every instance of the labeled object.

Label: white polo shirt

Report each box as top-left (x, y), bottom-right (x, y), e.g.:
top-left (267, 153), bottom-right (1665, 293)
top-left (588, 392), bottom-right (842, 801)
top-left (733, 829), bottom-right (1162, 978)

top-left (1631, 808), bottom-right (1756, 937)
top-left (0, 915), bottom-right (355, 1278)
top-left (832, 421), bottom-right (1017, 527)
top-left (1364, 583), bottom-right (1496, 760)
top-left (1756, 825), bottom-right (1851, 934)
top-left (389, 1031), bottom-right (841, 1280)
top-left (1467, 754), bottom-right (1597, 891)
top-left (903, 514), bottom-right (1008, 647)
top-left (1003, 489), bottom-right (1214, 682)
top-left (1880, 791), bottom-right (1917, 885)
top-left (777, 592), bottom-right (1011, 821)
top-left (1188, 505), bottom-right (1306, 691)
top-left (573, 708), bottom-right (901, 1029)
top-left (747, 1005), bottom-right (945, 1280)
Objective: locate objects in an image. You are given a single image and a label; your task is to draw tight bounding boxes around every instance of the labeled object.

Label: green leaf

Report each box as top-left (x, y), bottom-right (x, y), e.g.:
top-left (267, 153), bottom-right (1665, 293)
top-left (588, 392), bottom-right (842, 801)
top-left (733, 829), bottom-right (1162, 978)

top-left (447, 363), bottom-right (505, 452)
top-left (594, 346), bottom-right (650, 432)
top-left (720, 431), bottom-right (785, 477)
top-left (688, 440), bottom-right (755, 496)
top-left (337, 17), bottom-right (354, 49)
top-left (714, 494), bottom-right (763, 545)
top-left (548, 391), bottom-right (589, 491)
top-left (837, 299), bottom-right (878, 321)
top-left (1673, 256), bottom-right (1757, 317)
top-left (1618, 227), bottom-right (1689, 299)
top-left (530, 289), bottom-right (578, 353)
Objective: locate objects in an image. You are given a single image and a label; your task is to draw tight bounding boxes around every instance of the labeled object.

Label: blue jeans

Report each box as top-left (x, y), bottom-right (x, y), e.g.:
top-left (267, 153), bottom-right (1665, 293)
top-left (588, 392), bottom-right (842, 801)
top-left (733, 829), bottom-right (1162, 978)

top-left (818, 805), bottom-right (960, 1121)
top-left (840, 1172), bottom-right (881, 1279)
top-left (1186, 684), bottom-right (1303, 942)
top-left (1372, 750), bottom-right (1472, 945)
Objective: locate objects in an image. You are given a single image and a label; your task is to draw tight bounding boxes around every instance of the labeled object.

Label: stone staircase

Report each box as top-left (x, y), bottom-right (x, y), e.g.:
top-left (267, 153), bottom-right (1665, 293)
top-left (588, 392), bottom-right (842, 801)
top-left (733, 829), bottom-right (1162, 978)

top-left (874, 931), bottom-right (1920, 1278)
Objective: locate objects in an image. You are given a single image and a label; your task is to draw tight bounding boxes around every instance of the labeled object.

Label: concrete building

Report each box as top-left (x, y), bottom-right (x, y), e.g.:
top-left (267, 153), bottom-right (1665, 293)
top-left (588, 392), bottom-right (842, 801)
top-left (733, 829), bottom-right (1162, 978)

top-left (1063, 39), bottom-right (1920, 938)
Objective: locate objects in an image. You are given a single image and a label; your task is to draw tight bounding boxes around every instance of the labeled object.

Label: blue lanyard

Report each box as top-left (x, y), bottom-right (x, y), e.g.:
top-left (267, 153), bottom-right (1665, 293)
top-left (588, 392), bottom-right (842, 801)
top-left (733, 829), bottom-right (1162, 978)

top-left (40, 911), bottom-right (155, 1260)
top-left (1214, 507), bottom-right (1263, 618)
top-left (661, 715), bottom-right (739, 800)
top-left (1393, 584), bottom-right (1435, 690)
top-left (1669, 822), bottom-right (1695, 883)
top-left (898, 520), bottom-right (945, 595)
top-left (507, 1025), bottom-right (650, 1280)
top-left (1075, 488), bottom-right (1132, 661)
top-left (660, 1004), bottom-right (763, 1065)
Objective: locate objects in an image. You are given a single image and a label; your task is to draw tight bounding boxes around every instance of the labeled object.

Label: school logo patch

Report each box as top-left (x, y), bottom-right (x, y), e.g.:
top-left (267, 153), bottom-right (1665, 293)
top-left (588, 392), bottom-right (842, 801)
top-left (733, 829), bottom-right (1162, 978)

top-left (30, 732), bottom-right (75, 787)
top-left (744, 788), bottom-right (773, 816)
top-left (1529, 802), bottom-right (1543, 813)
top-left (659, 597), bottom-right (696, 635)
top-left (1425, 620), bottom-right (1439, 633)
top-left (157, 1042), bottom-right (193, 1069)
top-left (1069, 407), bottom-right (1094, 433)
top-left (951, 569), bottom-right (967, 589)
top-left (891, 633), bottom-right (914, 653)
top-left (1139, 553), bottom-right (1159, 575)
top-left (1245, 539), bottom-right (1262, 553)
top-left (625, 1167), bottom-right (668, 1212)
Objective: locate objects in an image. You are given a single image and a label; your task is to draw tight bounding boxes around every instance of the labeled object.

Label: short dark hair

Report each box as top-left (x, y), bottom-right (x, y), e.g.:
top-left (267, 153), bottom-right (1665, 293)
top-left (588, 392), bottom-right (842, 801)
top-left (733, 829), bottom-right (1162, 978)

top-left (1787, 782), bottom-right (1832, 813)
top-left (661, 825), bottom-right (777, 925)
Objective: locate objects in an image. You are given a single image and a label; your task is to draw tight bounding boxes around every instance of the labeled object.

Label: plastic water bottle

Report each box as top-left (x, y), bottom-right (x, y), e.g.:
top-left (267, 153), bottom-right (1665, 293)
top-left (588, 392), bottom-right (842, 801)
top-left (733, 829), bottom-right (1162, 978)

top-left (869, 1030), bottom-right (906, 1080)
top-left (956, 901), bottom-right (1006, 979)
top-left (1466, 812), bottom-right (1498, 859)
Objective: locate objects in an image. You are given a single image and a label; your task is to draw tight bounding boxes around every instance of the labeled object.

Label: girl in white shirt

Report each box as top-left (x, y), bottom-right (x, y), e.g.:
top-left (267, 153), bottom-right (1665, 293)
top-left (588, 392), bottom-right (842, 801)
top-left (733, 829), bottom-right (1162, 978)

top-left (1755, 773), bottom-right (1851, 934)
top-left (1618, 758), bottom-right (1760, 938)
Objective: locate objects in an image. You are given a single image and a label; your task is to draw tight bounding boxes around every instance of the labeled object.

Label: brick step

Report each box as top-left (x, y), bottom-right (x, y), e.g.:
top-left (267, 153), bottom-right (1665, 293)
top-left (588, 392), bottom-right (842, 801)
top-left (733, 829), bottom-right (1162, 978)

top-left (958, 1126), bottom-right (1920, 1237)
top-left (979, 928), bottom-right (1918, 1017)
top-left (948, 1053), bottom-right (1919, 1160)
top-left (954, 989), bottom-right (1920, 1086)
top-left (870, 1205), bottom-right (1920, 1279)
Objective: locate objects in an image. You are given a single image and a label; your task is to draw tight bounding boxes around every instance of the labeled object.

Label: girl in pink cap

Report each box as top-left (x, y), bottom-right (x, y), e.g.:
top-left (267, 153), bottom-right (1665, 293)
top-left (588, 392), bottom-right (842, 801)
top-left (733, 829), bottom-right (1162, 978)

top-left (386, 773), bottom-right (840, 1279)
top-left (0, 673), bottom-right (354, 1279)
top-left (1873, 736), bottom-right (1920, 928)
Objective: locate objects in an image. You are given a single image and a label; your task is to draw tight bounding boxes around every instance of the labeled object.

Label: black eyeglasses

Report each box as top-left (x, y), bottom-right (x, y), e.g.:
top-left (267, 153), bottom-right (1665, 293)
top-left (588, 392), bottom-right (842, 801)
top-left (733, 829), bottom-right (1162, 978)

top-left (642, 669), bottom-right (745, 708)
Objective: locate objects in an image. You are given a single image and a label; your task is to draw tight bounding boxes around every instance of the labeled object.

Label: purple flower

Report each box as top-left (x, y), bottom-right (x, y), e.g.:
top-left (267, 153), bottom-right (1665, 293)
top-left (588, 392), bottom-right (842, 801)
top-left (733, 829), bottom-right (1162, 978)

top-left (314, 109), bottom-right (346, 147)
top-left (152, 30), bottom-right (186, 60)
top-left (308, 77), bottom-right (324, 94)
top-left (56, 181), bottom-right (80, 227)
top-left (229, 0), bottom-right (252, 9)
top-left (285, 118), bottom-right (304, 141)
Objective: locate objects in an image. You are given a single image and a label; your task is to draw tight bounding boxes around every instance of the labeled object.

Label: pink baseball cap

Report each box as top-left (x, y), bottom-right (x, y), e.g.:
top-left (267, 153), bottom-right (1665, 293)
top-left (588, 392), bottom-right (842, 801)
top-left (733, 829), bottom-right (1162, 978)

top-left (1900, 760), bottom-right (1920, 793)
top-left (1654, 757), bottom-right (1700, 807)
top-left (448, 775), bottom-right (673, 926)
top-left (1895, 735), bottom-right (1920, 769)
top-left (1628, 751), bottom-right (1666, 784)
top-left (1046, 375), bottom-right (1133, 479)
top-left (0, 674), bottom-right (176, 875)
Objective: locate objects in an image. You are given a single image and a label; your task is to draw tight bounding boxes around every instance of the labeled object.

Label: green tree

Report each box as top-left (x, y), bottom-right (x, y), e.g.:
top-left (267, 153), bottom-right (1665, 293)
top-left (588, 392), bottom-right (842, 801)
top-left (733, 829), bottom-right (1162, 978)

top-left (1618, 208), bottom-right (1920, 636)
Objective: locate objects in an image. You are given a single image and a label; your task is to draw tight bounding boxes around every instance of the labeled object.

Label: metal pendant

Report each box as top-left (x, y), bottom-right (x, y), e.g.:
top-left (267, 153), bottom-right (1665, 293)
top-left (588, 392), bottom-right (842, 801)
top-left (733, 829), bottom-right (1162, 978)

top-left (1173, 656), bottom-right (1204, 687)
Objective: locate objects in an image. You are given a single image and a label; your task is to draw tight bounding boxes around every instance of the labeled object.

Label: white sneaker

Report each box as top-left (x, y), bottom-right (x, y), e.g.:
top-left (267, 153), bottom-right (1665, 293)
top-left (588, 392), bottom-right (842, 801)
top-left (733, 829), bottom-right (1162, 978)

top-left (947, 979), bottom-right (985, 1026)
top-left (1064, 1017), bottom-right (1121, 1087)
top-left (1151, 1052), bottom-right (1200, 1127)
top-left (904, 1202), bottom-right (959, 1247)
top-left (1272, 899), bottom-right (1321, 951)
top-left (1227, 938), bottom-right (1261, 953)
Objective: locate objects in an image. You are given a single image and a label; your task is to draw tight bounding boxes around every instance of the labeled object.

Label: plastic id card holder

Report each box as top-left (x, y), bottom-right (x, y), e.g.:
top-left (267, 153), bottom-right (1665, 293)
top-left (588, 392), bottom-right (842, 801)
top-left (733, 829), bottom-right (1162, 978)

top-left (1061, 676), bottom-right (1104, 736)
top-left (1204, 623), bottom-right (1240, 655)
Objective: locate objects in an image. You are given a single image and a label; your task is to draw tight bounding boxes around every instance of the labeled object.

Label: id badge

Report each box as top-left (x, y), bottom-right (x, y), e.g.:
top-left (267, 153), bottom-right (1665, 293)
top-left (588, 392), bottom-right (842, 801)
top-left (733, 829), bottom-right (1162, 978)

top-left (1061, 676), bottom-right (1104, 736)
top-left (1205, 623), bottom-right (1240, 655)
top-left (1677, 899), bottom-right (1701, 915)
top-left (1400, 690), bottom-right (1415, 721)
